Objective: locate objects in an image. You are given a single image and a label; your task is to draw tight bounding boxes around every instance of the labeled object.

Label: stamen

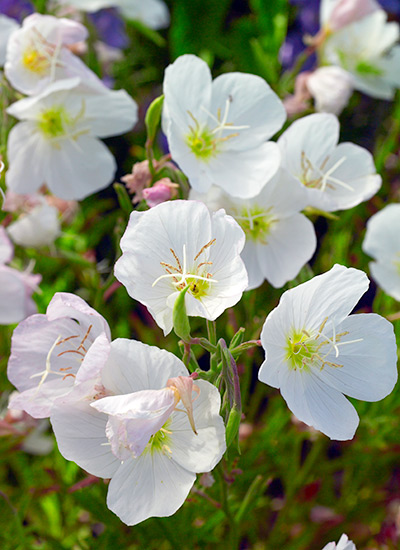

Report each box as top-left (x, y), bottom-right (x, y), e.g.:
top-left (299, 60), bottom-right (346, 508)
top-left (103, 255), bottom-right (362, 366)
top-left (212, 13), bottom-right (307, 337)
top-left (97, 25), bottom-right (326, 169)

top-left (193, 238), bottom-right (216, 261)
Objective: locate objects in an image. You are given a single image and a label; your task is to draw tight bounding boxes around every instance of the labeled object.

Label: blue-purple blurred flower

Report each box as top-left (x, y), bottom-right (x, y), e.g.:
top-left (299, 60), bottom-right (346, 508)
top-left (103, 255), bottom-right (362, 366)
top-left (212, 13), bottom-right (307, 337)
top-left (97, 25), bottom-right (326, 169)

top-left (88, 8), bottom-right (128, 49)
top-left (0, 0), bottom-right (33, 22)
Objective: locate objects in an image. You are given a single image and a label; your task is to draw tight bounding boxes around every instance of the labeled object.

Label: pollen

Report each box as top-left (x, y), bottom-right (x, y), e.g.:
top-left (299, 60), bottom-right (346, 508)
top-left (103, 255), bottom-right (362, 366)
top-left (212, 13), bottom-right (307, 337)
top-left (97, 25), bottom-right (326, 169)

top-left (22, 47), bottom-right (50, 75)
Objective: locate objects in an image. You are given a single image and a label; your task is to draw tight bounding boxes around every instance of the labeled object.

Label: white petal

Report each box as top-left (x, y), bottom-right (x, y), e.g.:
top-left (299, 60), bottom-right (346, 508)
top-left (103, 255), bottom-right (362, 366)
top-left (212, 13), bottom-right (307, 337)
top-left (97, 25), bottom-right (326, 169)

top-left (101, 339), bottom-right (188, 395)
top-left (210, 72), bottom-right (286, 149)
top-left (369, 261), bottom-right (400, 301)
top-left (107, 453), bottom-right (195, 525)
top-left (314, 313), bottom-right (397, 401)
top-left (84, 89), bottom-right (138, 138)
top-left (362, 203), bottom-right (400, 261)
top-left (51, 399), bottom-right (119, 478)
top-left (279, 367), bottom-right (360, 440)
top-left (169, 380), bottom-right (226, 472)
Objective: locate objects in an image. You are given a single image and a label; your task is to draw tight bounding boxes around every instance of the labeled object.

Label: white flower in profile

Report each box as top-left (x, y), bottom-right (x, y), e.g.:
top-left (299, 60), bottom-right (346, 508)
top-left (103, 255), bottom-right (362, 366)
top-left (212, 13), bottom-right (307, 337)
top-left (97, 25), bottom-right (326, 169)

top-left (6, 77), bottom-right (138, 200)
top-left (320, 8), bottom-right (400, 100)
top-left (190, 170), bottom-right (316, 290)
top-left (258, 264), bottom-right (398, 440)
top-left (114, 200), bottom-right (248, 335)
top-left (0, 14), bottom-right (19, 67)
top-left (7, 198), bottom-right (61, 248)
top-left (0, 226), bottom-right (41, 325)
top-left (51, 338), bottom-right (226, 526)
top-left (56, 0), bottom-right (170, 29)
top-left (277, 113), bottom-right (381, 212)
top-left (362, 203), bottom-right (400, 301)
top-left (320, 0), bottom-right (379, 33)
top-left (5, 13), bottom-right (104, 95)
top-left (162, 54), bottom-right (286, 199)
top-left (322, 533), bottom-right (356, 550)
top-left (7, 292), bottom-right (111, 418)
top-left (306, 66), bottom-right (354, 115)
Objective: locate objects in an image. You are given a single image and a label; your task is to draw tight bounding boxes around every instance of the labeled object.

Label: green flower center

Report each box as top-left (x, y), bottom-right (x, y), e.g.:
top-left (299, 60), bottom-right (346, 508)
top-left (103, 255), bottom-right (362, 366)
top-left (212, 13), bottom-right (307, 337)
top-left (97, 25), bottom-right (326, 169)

top-left (37, 106), bottom-right (71, 138)
top-left (186, 125), bottom-right (217, 160)
top-left (233, 205), bottom-right (276, 243)
top-left (145, 419), bottom-right (172, 456)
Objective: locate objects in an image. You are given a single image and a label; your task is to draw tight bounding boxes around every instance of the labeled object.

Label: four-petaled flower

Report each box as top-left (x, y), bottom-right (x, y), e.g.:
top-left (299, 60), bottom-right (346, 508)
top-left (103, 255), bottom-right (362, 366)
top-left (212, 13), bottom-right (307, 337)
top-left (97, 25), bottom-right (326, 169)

top-left (259, 264), bottom-right (397, 440)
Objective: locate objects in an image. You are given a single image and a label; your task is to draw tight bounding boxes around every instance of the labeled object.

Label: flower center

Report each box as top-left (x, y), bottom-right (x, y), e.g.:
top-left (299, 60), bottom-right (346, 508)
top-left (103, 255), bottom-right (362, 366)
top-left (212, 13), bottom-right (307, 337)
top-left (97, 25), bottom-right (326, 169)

top-left (37, 101), bottom-right (89, 145)
top-left (145, 419), bottom-right (173, 456)
top-left (185, 97), bottom-right (249, 161)
top-left (38, 106), bottom-right (70, 138)
top-left (30, 323), bottom-right (94, 390)
top-left (233, 205), bottom-right (276, 243)
top-left (22, 46), bottom-right (51, 75)
top-left (300, 151), bottom-right (353, 193)
top-left (285, 317), bottom-right (362, 371)
top-left (153, 239), bottom-right (218, 299)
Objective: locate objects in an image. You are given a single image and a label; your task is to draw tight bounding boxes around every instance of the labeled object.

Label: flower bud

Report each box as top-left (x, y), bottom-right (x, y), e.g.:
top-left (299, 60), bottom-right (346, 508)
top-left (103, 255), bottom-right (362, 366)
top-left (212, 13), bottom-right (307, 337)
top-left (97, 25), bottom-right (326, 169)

top-left (143, 177), bottom-right (178, 208)
top-left (306, 66), bottom-right (353, 115)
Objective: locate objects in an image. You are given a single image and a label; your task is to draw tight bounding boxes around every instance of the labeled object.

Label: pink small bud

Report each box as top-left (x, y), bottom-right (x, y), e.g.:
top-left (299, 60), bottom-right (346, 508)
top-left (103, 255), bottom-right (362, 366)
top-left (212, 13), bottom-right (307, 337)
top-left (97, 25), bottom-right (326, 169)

top-left (327, 0), bottom-right (380, 32)
top-left (283, 72), bottom-right (312, 117)
top-left (121, 160), bottom-right (154, 203)
top-left (306, 66), bottom-right (354, 115)
top-left (143, 178), bottom-right (179, 208)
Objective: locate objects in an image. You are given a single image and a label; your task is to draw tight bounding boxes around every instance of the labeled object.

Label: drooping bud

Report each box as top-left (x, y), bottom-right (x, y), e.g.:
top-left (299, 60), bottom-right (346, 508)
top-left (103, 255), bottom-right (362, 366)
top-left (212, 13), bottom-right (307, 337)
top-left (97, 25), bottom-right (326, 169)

top-left (167, 375), bottom-right (200, 435)
top-left (143, 177), bottom-right (179, 208)
top-left (306, 66), bottom-right (353, 115)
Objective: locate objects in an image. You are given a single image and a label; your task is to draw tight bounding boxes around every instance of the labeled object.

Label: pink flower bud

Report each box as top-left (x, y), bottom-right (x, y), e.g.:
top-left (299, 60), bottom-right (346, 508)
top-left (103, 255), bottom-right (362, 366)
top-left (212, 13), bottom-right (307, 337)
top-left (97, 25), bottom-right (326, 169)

top-left (306, 66), bottom-right (354, 115)
top-left (121, 160), bottom-right (154, 203)
top-left (143, 177), bottom-right (179, 208)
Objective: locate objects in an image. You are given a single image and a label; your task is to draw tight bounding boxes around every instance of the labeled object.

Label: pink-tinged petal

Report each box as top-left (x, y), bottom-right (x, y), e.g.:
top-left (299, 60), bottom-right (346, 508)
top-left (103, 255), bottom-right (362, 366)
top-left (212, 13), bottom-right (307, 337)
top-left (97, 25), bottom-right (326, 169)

top-left (75, 333), bottom-right (111, 384)
top-left (9, 377), bottom-right (75, 418)
top-left (0, 226), bottom-right (14, 264)
top-left (0, 266), bottom-right (34, 324)
top-left (107, 453), bottom-right (196, 526)
top-left (46, 292), bottom-right (111, 341)
top-left (51, 399), bottom-right (119, 478)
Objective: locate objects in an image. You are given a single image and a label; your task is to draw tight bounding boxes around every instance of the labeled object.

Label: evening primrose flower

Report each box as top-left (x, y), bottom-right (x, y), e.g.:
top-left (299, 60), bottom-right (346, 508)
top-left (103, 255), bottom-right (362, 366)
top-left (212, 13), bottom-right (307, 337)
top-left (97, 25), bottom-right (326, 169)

top-left (51, 339), bottom-right (226, 526)
top-left (320, 7), bottom-right (400, 99)
top-left (7, 198), bottom-right (61, 248)
top-left (7, 292), bottom-right (111, 418)
top-left (259, 264), bottom-right (397, 440)
top-left (5, 13), bottom-right (103, 95)
top-left (162, 54), bottom-right (286, 199)
top-left (322, 533), bottom-right (356, 550)
top-left (114, 200), bottom-right (248, 335)
top-left (362, 203), bottom-right (400, 301)
top-left (278, 113), bottom-right (381, 212)
top-left (190, 170), bottom-right (316, 290)
top-left (6, 77), bottom-right (138, 200)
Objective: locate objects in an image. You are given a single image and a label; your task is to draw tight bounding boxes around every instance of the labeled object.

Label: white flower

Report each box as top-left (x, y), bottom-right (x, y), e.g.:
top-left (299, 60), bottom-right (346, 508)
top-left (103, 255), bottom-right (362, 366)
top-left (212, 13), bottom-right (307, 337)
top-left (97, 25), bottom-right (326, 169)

top-left (362, 203), bottom-right (400, 301)
top-left (6, 77), bottom-right (138, 200)
top-left (5, 13), bottom-right (104, 95)
top-left (258, 264), bottom-right (398, 440)
top-left (322, 533), bottom-right (357, 550)
top-left (7, 199), bottom-right (61, 248)
top-left (277, 113), bottom-right (381, 212)
top-left (7, 292), bottom-right (111, 418)
top-left (0, 14), bottom-right (19, 67)
top-left (50, 338), bottom-right (226, 526)
top-left (306, 66), bottom-right (354, 115)
top-left (114, 200), bottom-right (248, 335)
top-left (320, 9), bottom-right (400, 100)
top-left (162, 54), bottom-right (286, 199)
top-left (56, 0), bottom-right (170, 29)
top-left (190, 170), bottom-right (316, 290)
top-left (320, 0), bottom-right (380, 33)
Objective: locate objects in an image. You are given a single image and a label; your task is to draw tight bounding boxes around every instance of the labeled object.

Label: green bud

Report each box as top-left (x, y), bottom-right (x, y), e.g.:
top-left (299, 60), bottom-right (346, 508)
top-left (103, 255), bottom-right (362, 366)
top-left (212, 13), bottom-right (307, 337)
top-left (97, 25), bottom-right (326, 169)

top-left (225, 404), bottom-right (241, 451)
top-left (229, 327), bottom-right (245, 350)
top-left (113, 183), bottom-right (133, 215)
top-left (172, 285), bottom-right (191, 342)
top-left (145, 95), bottom-right (164, 145)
